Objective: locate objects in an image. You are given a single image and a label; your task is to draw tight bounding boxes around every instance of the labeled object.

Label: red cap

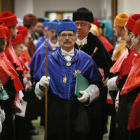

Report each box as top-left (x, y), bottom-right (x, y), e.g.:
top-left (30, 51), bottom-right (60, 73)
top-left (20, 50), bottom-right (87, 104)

top-left (0, 19), bottom-right (11, 41)
top-left (4, 26), bottom-right (11, 41)
top-left (92, 19), bottom-right (100, 28)
top-left (11, 33), bottom-right (24, 45)
top-left (0, 20), bottom-right (5, 26)
top-left (23, 14), bottom-right (37, 26)
top-left (125, 14), bottom-right (140, 31)
top-left (17, 26), bottom-right (28, 38)
top-left (0, 11), bottom-right (18, 27)
top-left (132, 19), bottom-right (140, 35)
top-left (0, 26), bottom-right (6, 38)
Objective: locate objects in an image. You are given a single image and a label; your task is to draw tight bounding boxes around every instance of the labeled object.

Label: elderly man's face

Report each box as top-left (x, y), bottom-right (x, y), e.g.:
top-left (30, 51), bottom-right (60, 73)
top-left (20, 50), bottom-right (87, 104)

top-left (13, 43), bottom-right (24, 56)
top-left (113, 24), bottom-right (124, 37)
top-left (43, 26), bottom-right (49, 38)
top-left (124, 28), bottom-right (131, 48)
top-left (131, 33), bottom-right (139, 52)
top-left (75, 20), bottom-right (91, 39)
top-left (58, 31), bottom-right (76, 51)
top-left (48, 29), bottom-right (57, 44)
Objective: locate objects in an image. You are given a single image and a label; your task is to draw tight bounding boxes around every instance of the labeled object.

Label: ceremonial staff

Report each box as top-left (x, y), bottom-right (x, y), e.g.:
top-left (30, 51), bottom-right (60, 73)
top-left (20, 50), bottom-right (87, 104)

top-left (91, 47), bottom-right (98, 58)
top-left (45, 38), bottom-right (48, 140)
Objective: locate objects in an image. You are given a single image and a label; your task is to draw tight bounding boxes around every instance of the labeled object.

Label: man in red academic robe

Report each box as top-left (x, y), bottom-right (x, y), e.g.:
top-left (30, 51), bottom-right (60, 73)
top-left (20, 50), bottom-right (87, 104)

top-left (111, 17), bottom-right (140, 140)
top-left (107, 14), bottom-right (140, 140)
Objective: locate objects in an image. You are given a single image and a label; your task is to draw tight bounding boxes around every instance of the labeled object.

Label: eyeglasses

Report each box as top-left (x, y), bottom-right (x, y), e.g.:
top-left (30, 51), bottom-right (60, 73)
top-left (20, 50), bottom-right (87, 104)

top-left (130, 34), bottom-right (134, 39)
top-left (129, 33), bottom-right (139, 39)
top-left (75, 23), bottom-right (89, 27)
top-left (59, 33), bottom-right (75, 38)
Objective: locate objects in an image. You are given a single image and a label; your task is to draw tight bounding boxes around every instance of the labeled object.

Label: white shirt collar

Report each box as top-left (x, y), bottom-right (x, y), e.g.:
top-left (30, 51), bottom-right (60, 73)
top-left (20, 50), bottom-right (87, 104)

top-left (49, 40), bottom-right (59, 50)
top-left (61, 48), bottom-right (74, 57)
top-left (76, 36), bottom-right (87, 46)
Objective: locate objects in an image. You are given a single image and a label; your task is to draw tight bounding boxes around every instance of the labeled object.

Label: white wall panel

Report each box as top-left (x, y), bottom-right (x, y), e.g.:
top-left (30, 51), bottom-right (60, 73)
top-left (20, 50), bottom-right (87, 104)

top-left (14, 0), bottom-right (33, 19)
top-left (33, 0), bottom-right (102, 18)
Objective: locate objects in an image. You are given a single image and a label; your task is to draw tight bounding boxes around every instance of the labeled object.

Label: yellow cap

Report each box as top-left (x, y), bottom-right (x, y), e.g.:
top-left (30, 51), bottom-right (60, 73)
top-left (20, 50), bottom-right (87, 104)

top-left (91, 24), bottom-right (99, 36)
top-left (114, 13), bottom-right (129, 27)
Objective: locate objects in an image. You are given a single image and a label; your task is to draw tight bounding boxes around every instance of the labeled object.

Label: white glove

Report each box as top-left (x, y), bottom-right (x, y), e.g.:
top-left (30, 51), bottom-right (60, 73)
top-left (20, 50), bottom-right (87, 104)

top-left (1, 109), bottom-right (5, 123)
top-left (107, 76), bottom-right (118, 91)
top-left (77, 91), bottom-right (89, 103)
top-left (35, 76), bottom-right (50, 97)
top-left (39, 76), bottom-right (50, 87)
top-left (0, 109), bottom-right (5, 133)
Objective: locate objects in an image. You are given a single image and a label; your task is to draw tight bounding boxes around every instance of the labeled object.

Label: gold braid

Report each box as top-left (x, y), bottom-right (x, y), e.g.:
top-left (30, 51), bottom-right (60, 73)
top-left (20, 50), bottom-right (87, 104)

top-left (77, 45), bottom-right (83, 50)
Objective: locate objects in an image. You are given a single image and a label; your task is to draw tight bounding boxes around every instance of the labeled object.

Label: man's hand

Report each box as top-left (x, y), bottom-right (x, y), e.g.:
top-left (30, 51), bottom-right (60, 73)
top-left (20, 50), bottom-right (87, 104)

top-left (15, 108), bottom-right (22, 113)
top-left (35, 76), bottom-right (51, 97)
top-left (27, 72), bottom-right (31, 80)
top-left (39, 76), bottom-right (50, 87)
top-left (23, 77), bottom-right (27, 86)
top-left (115, 100), bottom-right (119, 112)
top-left (20, 99), bottom-right (23, 103)
top-left (77, 91), bottom-right (89, 103)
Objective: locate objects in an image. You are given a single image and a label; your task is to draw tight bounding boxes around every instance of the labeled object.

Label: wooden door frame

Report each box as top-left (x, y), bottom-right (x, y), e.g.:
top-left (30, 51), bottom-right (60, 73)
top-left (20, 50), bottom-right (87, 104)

top-left (0, 0), bottom-right (2, 14)
top-left (1, 0), bottom-right (14, 13)
top-left (112, 0), bottom-right (117, 46)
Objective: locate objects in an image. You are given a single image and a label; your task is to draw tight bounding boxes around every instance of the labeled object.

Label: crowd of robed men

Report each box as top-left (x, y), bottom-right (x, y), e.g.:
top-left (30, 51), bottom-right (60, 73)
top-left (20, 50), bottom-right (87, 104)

top-left (0, 7), bottom-right (140, 140)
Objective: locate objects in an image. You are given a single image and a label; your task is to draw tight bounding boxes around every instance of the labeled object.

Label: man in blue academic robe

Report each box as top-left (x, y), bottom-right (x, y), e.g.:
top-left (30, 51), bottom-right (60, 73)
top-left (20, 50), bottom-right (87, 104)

top-left (35, 20), bottom-right (50, 50)
top-left (29, 19), bottom-right (60, 72)
top-left (34, 19), bottom-right (104, 140)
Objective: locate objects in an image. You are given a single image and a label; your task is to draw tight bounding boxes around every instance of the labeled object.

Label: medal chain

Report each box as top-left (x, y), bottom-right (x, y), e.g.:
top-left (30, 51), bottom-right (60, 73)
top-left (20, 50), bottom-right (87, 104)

top-left (57, 50), bottom-right (78, 83)
top-left (57, 50), bottom-right (78, 64)
top-left (77, 45), bottom-right (83, 50)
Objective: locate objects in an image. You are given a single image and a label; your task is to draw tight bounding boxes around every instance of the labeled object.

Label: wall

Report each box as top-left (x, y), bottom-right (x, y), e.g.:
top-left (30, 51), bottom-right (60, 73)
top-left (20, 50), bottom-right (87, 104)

top-left (33, 0), bottom-right (102, 18)
top-left (14, 0), bottom-right (33, 19)
top-left (14, 0), bottom-right (114, 20)
top-left (117, 0), bottom-right (140, 16)
top-left (14, 0), bottom-right (140, 20)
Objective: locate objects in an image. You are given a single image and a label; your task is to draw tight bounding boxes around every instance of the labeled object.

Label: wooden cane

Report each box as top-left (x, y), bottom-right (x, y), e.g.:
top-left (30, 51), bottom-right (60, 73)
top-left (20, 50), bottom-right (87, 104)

top-left (91, 47), bottom-right (98, 58)
top-left (45, 38), bottom-right (48, 140)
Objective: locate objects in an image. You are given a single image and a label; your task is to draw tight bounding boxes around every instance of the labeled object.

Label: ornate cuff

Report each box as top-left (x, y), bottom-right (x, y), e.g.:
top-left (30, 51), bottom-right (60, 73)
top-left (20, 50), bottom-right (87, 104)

top-left (85, 84), bottom-right (100, 106)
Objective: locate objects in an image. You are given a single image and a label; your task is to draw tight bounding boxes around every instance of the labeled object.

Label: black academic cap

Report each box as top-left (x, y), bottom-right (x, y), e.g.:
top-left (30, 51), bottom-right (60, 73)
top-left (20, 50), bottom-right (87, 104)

top-left (73, 7), bottom-right (94, 23)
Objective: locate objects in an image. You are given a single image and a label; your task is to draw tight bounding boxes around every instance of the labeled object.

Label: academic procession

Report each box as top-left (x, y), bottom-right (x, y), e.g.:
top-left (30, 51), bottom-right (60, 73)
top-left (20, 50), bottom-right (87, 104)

top-left (0, 0), bottom-right (140, 140)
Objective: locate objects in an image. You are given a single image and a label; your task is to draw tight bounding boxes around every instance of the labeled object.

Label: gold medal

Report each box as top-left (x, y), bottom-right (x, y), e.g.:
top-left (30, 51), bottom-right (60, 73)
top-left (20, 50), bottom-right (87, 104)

top-left (63, 75), bottom-right (67, 83)
top-left (66, 62), bottom-right (71, 67)
top-left (73, 70), bottom-right (81, 77)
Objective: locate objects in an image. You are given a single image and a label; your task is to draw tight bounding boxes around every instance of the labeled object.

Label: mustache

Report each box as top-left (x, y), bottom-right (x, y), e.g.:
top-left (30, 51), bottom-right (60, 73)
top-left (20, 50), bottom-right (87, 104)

top-left (63, 40), bottom-right (72, 44)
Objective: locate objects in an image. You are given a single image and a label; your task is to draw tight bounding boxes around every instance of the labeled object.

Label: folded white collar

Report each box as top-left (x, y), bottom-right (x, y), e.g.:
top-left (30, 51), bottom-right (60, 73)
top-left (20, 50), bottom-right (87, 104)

top-left (76, 37), bottom-right (87, 46)
top-left (49, 40), bottom-right (60, 50)
top-left (61, 48), bottom-right (74, 57)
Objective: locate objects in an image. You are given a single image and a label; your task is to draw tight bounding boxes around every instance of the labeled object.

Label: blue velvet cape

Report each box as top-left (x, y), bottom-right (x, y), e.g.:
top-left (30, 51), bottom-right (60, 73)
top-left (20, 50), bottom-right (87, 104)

top-left (34, 48), bottom-right (102, 100)
top-left (29, 42), bottom-right (60, 71)
top-left (35, 36), bottom-right (45, 50)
